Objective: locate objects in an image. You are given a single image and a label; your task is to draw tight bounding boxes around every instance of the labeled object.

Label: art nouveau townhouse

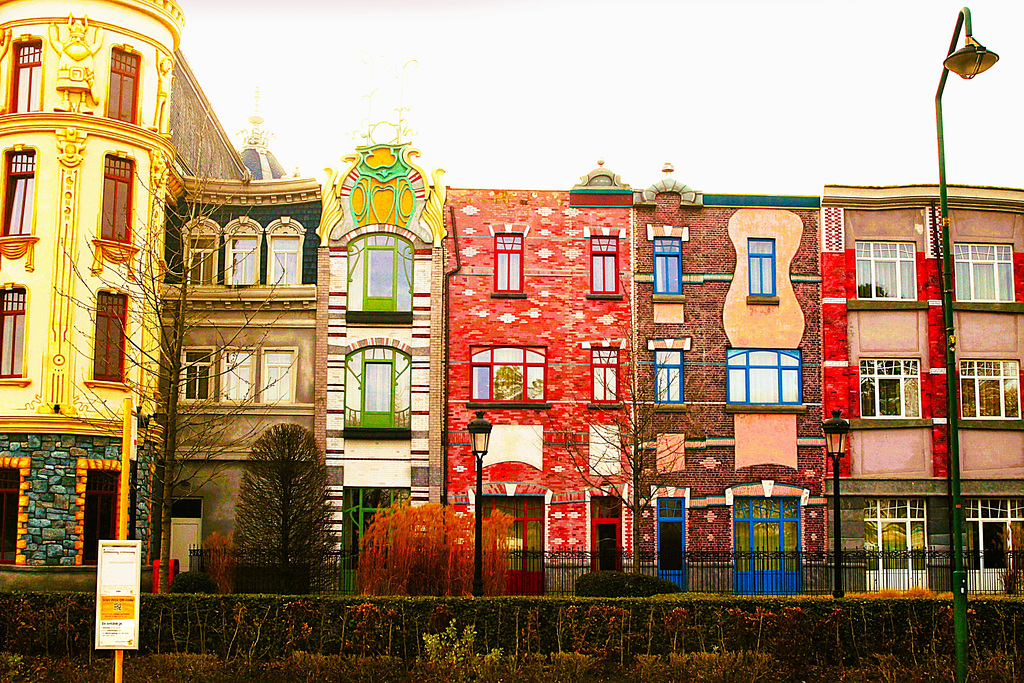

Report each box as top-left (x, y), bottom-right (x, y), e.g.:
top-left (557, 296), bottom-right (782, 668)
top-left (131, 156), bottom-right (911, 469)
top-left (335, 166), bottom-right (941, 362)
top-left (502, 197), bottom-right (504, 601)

top-left (160, 87), bottom-right (321, 571)
top-left (0, 0), bottom-right (182, 587)
top-left (822, 184), bottom-right (1024, 591)
top-left (633, 170), bottom-right (825, 594)
top-left (445, 164), bottom-right (634, 593)
top-left (317, 141), bottom-right (446, 553)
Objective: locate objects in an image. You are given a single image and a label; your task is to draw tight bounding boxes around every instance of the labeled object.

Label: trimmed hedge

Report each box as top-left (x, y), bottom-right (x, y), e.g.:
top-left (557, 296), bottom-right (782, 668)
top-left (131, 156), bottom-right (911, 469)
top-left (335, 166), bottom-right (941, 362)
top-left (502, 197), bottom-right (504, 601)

top-left (169, 571), bottom-right (219, 594)
top-left (575, 571), bottom-right (682, 597)
top-left (1, 592), bottom-right (1023, 674)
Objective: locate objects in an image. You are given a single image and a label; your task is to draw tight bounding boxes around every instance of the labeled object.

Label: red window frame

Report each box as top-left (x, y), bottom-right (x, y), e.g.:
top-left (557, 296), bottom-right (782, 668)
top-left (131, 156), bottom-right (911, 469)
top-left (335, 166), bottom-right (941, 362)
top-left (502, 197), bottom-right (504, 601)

top-left (101, 156), bottom-right (133, 242)
top-left (83, 470), bottom-right (118, 564)
top-left (107, 48), bottom-right (140, 123)
top-left (471, 346), bottom-right (546, 402)
top-left (11, 41), bottom-right (42, 113)
top-left (591, 348), bottom-right (619, 403)
top-left (94, 291), bottom-right (127, 382)
top-left (0, 289), bottom-right (26, 378)
top-left (3, 151), bottom-right (35, 236)
top-left (590, 237), bottom-right (619, 294)
top-left (494, 234), bottom-right (524, 293)
top-left (0, 468), bottom-right (19, 564)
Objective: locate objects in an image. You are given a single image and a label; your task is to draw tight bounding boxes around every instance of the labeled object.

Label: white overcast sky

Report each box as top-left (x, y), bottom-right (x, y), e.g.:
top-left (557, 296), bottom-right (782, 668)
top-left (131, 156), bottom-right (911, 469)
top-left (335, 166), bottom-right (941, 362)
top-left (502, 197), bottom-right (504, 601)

top-left (177, 0), bottom-right (1023, 194)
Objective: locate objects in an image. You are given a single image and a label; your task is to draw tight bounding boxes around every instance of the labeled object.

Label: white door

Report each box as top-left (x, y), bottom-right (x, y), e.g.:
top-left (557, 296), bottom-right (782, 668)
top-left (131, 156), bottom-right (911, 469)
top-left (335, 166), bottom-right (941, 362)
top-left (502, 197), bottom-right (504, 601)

top-left (170, 518), bottom-right (202, 571)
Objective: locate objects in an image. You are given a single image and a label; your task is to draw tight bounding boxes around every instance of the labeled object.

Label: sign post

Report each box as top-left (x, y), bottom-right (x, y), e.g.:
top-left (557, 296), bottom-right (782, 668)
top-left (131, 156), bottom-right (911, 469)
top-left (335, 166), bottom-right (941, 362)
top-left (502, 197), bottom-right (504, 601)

top-left (95, 540), bottom-right (142, 652)
top-left (95, 397), bottom-right (140, 682)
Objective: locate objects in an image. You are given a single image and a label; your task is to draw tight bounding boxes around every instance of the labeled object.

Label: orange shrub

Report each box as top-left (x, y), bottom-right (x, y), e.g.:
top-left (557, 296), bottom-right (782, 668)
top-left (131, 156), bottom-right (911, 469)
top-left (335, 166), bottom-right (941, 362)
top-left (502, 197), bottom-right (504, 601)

top-left (357, 502), bottom-right (512, 596)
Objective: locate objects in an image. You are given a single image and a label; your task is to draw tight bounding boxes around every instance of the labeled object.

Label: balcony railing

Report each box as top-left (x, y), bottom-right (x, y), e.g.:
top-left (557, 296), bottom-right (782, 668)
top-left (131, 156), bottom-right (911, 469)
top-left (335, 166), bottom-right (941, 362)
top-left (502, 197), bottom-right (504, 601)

top-left (188, 547), bottom-right (1024, 597)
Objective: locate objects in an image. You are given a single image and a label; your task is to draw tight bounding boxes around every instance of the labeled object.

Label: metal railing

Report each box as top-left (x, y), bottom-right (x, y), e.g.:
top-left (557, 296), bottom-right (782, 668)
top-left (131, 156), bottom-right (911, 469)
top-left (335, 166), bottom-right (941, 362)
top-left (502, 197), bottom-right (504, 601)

top-left (188, 547), bottom-right (1023, 597)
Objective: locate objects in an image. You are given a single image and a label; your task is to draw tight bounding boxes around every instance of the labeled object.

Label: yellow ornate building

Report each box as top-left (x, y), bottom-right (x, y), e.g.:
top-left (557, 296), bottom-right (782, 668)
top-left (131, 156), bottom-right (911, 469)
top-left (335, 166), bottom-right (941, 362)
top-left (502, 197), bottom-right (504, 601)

top-left (0, 0), bottom-right (181, 584)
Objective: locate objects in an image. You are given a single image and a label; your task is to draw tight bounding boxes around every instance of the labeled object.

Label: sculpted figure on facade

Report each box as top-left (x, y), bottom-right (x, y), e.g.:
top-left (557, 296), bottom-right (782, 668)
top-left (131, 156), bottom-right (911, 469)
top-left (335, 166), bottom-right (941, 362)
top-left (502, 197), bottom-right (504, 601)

top-left (48, 15), bottom-right (104, 113)
top-left (153, 56), bottom-right (173, 133)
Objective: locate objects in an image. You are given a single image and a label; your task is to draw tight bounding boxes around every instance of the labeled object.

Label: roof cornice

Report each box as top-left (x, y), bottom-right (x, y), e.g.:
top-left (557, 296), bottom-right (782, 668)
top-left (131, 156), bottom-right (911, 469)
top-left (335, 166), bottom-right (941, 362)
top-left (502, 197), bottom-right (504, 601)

top-left (823, 184), bottom-right (1024, 212)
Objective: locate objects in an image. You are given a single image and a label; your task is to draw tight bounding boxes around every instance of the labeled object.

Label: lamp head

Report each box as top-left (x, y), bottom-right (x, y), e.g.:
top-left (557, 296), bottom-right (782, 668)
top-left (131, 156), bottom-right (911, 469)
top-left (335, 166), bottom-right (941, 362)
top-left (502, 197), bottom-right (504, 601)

top-left (467, 411), bottom-right (493, 454)
top-left (822, 409), bottom-right (851, 457)
top-left (945, 37), bottom-right (999, 79)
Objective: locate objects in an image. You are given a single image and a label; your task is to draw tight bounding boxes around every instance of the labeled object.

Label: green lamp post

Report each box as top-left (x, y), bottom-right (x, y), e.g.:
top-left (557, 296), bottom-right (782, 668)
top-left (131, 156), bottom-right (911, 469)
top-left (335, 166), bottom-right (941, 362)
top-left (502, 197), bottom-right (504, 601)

top-left (935, 8), bottom-right (998, 682)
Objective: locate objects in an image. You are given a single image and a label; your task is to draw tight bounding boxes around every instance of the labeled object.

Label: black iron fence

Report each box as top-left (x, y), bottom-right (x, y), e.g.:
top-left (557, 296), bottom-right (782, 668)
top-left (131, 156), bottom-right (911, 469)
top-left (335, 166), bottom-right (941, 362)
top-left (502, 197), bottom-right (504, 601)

top-left (189, 547), bottom-right (1023, 597)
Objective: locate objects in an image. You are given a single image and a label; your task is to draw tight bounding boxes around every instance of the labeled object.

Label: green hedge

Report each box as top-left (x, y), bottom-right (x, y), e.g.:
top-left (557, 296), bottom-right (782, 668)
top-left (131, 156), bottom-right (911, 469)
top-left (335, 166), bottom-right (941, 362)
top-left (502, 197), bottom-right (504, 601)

top-left (2, 592), bottom-right (1023, 672)
top-left (575, 571), bottom-right (682, 597)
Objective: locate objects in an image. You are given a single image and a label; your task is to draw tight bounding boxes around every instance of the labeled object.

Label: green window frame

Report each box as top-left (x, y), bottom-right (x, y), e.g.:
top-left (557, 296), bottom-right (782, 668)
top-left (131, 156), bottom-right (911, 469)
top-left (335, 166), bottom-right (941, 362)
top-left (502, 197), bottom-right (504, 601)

top-left (342, 487), bottom-right (409, 555)
top-left (345, 347), bottom-right (411, 429)
top-left (347, 234), bottom-right (414, 312)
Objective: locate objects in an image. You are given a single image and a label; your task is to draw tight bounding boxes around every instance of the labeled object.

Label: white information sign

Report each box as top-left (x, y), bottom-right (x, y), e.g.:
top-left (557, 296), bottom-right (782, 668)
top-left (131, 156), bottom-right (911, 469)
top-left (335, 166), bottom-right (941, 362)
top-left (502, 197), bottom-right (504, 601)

top-left (95, 540), bottom-right (142, 650)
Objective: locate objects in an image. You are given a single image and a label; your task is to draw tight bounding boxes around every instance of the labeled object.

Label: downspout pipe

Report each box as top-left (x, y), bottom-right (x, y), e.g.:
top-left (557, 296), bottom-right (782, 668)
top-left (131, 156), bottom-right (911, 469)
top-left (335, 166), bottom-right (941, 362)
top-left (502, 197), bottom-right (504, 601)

top-left (441, 204), bottom-right (463, 504)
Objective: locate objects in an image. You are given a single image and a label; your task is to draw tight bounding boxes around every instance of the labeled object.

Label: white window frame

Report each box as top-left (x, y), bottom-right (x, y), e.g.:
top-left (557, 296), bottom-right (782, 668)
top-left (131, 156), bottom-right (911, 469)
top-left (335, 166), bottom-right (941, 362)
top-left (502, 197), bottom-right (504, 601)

top-left (221, 349), bottom-right (255, 401)
top-left (224, 218), bottom-right (261, 286)
top-left (960, 359), bottom-right (1021, 419)
top-left (954, 243), bottom-right (1014, 302)
top-left (858, 359), bottom-right (921, 419)
top-left (261, 348), bottom-right (296, 403)
top-left (267, 219), bottom-right (304, 286)
top-left (855, 241), bottom-right (917, 300)
top-left (863, 498), bottom-right (927, 553)
top-left (181, 347), bottom-right (214, 401)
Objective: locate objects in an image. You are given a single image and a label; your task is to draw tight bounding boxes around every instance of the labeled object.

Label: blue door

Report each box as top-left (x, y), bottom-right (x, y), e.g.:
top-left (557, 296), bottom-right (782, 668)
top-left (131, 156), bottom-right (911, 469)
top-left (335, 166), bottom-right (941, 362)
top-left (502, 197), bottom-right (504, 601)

top-left (734, 497), bottom-right (801, 595)
top-left (657, 499), bottom-right (686, 588)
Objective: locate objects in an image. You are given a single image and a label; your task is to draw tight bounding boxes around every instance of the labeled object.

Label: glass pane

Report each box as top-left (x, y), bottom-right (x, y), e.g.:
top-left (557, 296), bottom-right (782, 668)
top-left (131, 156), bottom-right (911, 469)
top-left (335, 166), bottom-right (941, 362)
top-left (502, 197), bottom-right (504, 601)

top-left (1006, 379), bottom-right (1020, 418)
top-left (875, 261), bottom-right (896, 298)
top-left (979, 379), bottom-right (1001, 417)
top-left (472, 366), bottom-right (490, 400)
top-left (861, 376), bottom-right (877, 417)
top-left (781, 369), bottom-right (799, 403)
top-left (900, 260), bottom-right (915, 299)
top-left (961, 378), bottom-right (977, 417)
top-left (526, 366), bottom-right (544, 400)
top-left (728, 368), bottom-right (746, 402)
top-left (367, 249), bottom-right (395, 298)
top-left (749, 368), bottom-right (778, 403)
top-left (955, 261), bottom-right (970, 300)
top-left (905, 377), bottom-right (920, 417)
top-left (494, 348), bottom-right (524, 363)
top-left (364, 362), bottom-right (392, 412)
top-left (493, 366), bottom-right (523, 401)
top-left (974, 263), bottom-right (996, 300)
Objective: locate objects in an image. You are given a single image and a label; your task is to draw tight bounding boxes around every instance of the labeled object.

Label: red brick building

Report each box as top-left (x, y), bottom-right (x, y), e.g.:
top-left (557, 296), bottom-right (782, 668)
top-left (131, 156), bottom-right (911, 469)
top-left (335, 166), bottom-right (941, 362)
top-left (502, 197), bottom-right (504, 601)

top-left (632, 172), bottom-right (825, 593)
top-left (444, 164), bottom-right (634, 591)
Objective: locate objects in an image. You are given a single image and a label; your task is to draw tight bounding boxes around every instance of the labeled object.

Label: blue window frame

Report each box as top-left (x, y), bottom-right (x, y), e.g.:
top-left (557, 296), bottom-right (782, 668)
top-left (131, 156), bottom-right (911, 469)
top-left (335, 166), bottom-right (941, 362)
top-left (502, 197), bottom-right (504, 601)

top-left (734, 497), bottom-right (801, 595)
top-left (657, 498), bottom-right (686, 588)
top-left (654, 238), bottom-right (681, 294)
top-left (748, 239), bottom-right (776, 296)
top-left (655, 350), bottom-right (684, 403)
top-left (727, 349), bottom-right (801, 405)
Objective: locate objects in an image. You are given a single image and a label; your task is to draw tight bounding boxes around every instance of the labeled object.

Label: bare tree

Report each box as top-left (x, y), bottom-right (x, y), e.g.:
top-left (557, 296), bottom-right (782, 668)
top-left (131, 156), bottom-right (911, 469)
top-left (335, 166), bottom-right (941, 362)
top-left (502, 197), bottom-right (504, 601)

top-left (553, 318), bottom-right (707, 573)
top-left (64, 166), bottom-right (294, 592)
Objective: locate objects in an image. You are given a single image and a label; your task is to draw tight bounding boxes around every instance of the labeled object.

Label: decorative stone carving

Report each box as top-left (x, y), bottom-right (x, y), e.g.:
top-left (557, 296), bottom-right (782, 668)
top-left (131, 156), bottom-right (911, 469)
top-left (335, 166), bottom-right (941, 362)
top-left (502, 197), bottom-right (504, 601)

top-left (421, 168), bottom-right (447, 243)
top-left (55, 127), bottom-right (87, 167)
top-left (48, 15), bottom-right (103, 113)
top-left (152, 57), bottom-right (173, 134)
top-left (0, 235), bottom-right (40, 271)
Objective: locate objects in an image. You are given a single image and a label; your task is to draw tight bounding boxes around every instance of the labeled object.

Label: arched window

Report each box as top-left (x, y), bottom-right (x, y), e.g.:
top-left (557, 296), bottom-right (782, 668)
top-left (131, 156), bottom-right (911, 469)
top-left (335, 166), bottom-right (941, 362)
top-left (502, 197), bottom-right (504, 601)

top-left (344, 347), bottom-right (411, 431)
top-left (267, 219), bottom-right (305, 286)
top-left (224, 219), bottom-right (261, 286)
top-left (183, 219), bottom-right (220, 285)
top-left (346, 234), bottom-right (413, 313)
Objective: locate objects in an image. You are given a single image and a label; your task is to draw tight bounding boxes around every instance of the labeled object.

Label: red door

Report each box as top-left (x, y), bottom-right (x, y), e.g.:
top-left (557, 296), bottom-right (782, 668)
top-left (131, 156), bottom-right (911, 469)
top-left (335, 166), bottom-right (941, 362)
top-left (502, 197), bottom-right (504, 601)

top-left (592, 496), bottom-right (622, 571)
top-left (483, 495), bottom-right (544, 594)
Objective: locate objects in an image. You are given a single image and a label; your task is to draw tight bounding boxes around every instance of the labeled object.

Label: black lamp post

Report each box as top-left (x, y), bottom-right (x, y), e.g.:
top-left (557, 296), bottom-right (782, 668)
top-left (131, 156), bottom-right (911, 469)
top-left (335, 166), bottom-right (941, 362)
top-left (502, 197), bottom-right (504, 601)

top-left (467, 411), bottom-right (492, 597)
top-left (936, 9), bottom-right (998, 682)
top-left (822, 409), bottom-right (850, 599)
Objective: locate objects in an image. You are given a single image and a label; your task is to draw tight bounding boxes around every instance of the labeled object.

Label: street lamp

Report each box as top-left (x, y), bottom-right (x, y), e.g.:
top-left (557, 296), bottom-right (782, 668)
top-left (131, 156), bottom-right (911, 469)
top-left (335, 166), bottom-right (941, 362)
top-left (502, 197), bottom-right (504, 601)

top-left (822, 409), bottom-right (850, 599)
top-left (936, 8), bottom-right (998, 683)
top-left (467, 411), bottom-right (493, 597)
